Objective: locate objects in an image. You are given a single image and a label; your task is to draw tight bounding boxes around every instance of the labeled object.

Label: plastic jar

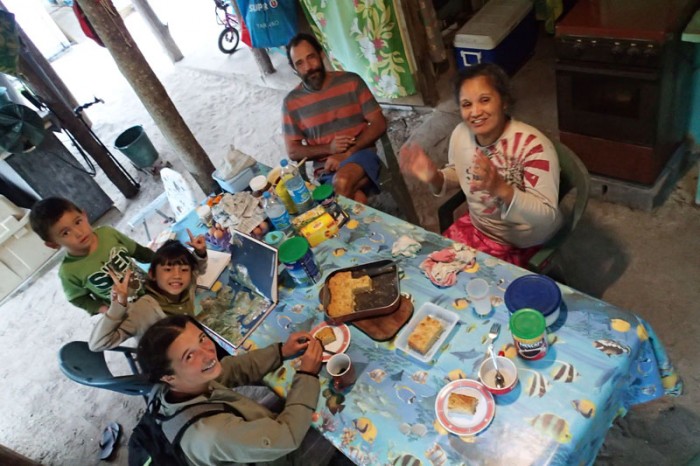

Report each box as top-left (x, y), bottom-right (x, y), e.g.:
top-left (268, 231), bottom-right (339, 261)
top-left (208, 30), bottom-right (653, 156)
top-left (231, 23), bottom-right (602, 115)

top-left (263, 230), bottom-right (286, 248)
top-left (312, 184), bottom-right (337, 207)
top-left (249, 175), bottom-right (270, 198)
top-left (278, 236), bottom-right (321, 286)
top-left (509, 308), bottom-right (548, 360)
top-left (504, 275), bottom-right (562, 327)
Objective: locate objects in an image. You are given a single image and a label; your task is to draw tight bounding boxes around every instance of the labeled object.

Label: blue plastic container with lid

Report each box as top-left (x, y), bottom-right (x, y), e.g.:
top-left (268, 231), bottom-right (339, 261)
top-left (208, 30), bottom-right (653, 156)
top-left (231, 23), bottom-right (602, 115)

top-left (504, 275), bottom-right (562, 327)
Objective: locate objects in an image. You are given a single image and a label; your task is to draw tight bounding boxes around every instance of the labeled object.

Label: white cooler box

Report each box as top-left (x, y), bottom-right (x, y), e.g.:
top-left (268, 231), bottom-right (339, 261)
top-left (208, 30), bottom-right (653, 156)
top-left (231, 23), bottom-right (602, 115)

top-left (0, 196), bottom-right (56, 299)
top-left (454, 0), bottom-right (537, 76)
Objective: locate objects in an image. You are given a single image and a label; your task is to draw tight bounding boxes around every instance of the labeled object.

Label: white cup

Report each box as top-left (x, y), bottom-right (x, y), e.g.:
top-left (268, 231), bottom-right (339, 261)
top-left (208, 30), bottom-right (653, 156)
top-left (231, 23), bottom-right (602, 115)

top-left (467, 278), bottom-right (491, 316)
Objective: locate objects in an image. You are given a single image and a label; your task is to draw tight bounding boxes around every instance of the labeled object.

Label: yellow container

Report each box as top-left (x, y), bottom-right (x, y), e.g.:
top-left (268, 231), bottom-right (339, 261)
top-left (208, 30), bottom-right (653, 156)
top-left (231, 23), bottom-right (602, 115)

top-left (274, 179), bottom-right (297, 214)
top-left (300, 213), bottom-right (338, 247)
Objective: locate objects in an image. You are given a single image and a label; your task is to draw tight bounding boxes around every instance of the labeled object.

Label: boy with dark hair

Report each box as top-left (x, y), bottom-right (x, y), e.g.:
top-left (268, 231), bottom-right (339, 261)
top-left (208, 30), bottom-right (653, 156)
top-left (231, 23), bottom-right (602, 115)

top-left (29, 197), bottom-right (155, 315)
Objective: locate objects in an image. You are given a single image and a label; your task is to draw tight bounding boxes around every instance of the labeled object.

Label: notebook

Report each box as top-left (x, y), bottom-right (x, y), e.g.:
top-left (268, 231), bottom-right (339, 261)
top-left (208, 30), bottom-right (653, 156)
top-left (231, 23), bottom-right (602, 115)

top-left (195, 231), bottom-right (278, 352)
top-left (196, 249), bottom-right (232, 289)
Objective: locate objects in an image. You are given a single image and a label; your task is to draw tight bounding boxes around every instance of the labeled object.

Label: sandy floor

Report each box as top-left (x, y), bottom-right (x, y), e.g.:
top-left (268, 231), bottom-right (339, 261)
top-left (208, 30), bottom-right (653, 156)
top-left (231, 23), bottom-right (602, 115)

top-left (1, 1), bottom-right (699, 465)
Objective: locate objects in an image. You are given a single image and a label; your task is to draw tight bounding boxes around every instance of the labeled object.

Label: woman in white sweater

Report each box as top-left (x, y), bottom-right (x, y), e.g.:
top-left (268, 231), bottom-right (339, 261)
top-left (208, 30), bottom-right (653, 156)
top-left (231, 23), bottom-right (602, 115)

top-left (400, 63), bottom-right (562, 266)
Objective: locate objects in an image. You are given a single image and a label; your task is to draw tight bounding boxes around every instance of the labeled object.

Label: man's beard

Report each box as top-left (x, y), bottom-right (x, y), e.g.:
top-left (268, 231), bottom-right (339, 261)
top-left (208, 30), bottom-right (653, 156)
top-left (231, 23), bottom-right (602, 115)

top-left (302, 65), bottom-right (326, 91)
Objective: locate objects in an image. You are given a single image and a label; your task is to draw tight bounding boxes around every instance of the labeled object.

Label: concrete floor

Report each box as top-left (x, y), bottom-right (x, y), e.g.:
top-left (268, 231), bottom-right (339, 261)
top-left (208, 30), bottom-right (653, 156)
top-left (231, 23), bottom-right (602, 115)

top-left (1, 2), bottom-right (699, 464)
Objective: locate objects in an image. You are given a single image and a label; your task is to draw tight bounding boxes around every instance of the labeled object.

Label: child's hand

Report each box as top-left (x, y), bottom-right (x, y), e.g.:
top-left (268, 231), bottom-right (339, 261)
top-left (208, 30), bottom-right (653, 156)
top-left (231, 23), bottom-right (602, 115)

top-left (107, 268), bottom-right (132, 306)
top-left (186, 228), bottom-right (207, 256)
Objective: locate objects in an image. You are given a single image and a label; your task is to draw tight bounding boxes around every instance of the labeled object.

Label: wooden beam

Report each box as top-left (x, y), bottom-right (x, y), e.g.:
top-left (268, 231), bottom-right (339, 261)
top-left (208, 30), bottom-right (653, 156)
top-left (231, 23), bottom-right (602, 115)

top-left (130, 0), bottom-right (183, 63)
top-left (75, 0), bottom-right (217, 193)
top-left (398, 0), bottom-right (439, 107)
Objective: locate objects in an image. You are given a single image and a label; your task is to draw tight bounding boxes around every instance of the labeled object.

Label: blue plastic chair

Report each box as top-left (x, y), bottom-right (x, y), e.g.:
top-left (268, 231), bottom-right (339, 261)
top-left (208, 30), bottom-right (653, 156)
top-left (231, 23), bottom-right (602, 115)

top-left (58, 341), bottom-right (153, 398)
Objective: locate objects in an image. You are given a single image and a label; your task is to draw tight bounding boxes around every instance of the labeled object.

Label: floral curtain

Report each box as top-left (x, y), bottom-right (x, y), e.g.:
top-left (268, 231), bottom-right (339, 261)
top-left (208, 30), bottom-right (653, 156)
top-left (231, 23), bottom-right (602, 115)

top-left (300, 0), bottom-right (416, 99)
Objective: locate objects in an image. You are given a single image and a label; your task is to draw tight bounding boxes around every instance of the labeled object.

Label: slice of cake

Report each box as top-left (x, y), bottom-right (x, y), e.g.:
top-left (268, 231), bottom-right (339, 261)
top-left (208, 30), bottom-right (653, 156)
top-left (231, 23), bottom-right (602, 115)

top-left (407, 315), bottom-right (444, 354)
top-left (448, 392), bottom-right (478, 415)
top-left (327, 272), bottom-right (374, 317)
top-left (315, 327), bottom-right (337, 346)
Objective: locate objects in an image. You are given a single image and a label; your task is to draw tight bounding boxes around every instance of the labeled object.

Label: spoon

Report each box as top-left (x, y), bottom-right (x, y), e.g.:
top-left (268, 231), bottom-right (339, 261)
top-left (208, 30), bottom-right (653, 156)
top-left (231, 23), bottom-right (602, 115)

top-left (489, 344), bottom-right (505, 389)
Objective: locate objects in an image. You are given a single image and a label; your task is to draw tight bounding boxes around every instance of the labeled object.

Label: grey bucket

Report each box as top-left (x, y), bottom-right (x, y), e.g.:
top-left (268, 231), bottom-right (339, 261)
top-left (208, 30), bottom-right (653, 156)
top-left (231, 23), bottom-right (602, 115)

top-left (114, 125), bottom-right (158, 168)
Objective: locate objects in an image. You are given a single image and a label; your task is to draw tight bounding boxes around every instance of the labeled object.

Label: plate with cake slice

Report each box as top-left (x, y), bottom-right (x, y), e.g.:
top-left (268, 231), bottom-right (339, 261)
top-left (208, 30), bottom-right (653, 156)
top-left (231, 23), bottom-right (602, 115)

top-left (394, 303), bottom-right (459, 364)
top-left (311, 322), bottom-right (351, 363)
top-left (435, 379), bottom-right (495, 436)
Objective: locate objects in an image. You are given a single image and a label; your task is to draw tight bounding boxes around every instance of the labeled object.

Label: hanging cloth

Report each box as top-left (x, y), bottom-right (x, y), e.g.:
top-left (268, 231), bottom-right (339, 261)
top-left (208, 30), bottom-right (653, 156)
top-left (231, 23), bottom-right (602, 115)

top-left (235, 0), bottom-right (297, 48)
top-left (73, 2), bottom-right (105, 47)
top-left (0, 10), bottom-right (19, 75)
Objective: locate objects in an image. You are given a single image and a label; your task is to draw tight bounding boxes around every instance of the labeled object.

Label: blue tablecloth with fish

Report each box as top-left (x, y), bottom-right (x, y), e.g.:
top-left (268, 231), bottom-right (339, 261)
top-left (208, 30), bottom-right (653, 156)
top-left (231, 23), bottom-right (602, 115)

top-left (181, 198), bottom-right (681, 466)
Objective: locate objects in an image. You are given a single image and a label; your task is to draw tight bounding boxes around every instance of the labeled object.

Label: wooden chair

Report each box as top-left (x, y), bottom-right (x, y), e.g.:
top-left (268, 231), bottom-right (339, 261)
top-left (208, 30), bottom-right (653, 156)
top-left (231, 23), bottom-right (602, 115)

top-left (437, 141), bottom-right (591, 276)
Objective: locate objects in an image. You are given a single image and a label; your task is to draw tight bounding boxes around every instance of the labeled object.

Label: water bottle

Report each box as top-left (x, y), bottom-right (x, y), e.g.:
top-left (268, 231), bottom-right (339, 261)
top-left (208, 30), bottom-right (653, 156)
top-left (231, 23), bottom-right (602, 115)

top-left (280, 159), bottom-right (313, 213)
top-left (262, 191), bottom-right (292, 233)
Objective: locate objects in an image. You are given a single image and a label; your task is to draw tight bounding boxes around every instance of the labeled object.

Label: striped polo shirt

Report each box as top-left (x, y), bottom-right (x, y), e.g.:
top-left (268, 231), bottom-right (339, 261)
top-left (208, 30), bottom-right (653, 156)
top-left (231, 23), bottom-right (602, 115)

top-left (282, 71), bottom-right (382, 147)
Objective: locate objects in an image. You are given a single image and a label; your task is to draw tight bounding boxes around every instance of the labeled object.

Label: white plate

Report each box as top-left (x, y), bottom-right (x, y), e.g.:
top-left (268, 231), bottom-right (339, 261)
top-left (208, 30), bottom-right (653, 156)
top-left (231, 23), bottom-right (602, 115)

top-left (435, 379), bottom-right (495, 436)
top-left (311, 322), bottom-right (351, 363)
top-left (394, 302), bottom-right (459, 364)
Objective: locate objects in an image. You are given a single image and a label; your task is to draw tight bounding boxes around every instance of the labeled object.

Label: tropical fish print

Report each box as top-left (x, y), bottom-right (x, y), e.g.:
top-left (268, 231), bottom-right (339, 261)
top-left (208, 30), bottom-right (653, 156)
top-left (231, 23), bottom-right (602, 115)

top-left (572, 399), bottom-right (596, 418)
top-left (322, 388), bottom-right (345, 414)
top-left (390, 453), bottom-right (423, 466)
top-left (527, 413), bottom-right (573, 443)
top-left (425, 442), bottom-right (448, 466)
top-left (453, 298), bottom-right (469, 310)
top-left (593, 339), bottom-right (630, 357)
top-left (411, 370), bottom-right (429, 384)
top-left (353, 417), bottom-right (378, 443)
top-left (526, 372), bottom-right (551, 397)
top-left (610, 318), bottom-right (631, 332)
top-left (551, 362), bottom-right (580, 383)
top-left (332, 247), bottom-right (347, 257)
top-left (369, 368), bottom-right (387, 383)
top-left (445, 369), bottom-right (468, 382)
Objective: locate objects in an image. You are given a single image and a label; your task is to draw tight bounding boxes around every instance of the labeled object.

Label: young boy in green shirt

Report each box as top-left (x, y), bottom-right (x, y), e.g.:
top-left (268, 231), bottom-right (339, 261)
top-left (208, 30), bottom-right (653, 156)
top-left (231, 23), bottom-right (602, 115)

top-left (30, 197), bottom-right (155, 315)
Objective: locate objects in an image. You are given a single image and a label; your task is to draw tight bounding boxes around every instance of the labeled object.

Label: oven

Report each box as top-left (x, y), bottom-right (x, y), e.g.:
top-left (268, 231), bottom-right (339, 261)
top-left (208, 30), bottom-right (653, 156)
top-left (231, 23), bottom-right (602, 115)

top-left (554, 0), bottom-right (697, 185)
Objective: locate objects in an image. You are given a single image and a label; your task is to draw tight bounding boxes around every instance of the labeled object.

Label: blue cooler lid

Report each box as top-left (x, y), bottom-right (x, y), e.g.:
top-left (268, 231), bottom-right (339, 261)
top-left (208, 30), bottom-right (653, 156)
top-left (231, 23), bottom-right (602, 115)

top-left (504, 275), bottom-right (561, 317)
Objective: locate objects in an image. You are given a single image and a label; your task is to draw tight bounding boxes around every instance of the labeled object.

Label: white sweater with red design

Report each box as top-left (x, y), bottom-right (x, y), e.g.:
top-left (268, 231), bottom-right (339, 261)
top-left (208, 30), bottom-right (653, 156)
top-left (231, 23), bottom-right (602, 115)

top-left (437, 119), bottom-right (563, 248)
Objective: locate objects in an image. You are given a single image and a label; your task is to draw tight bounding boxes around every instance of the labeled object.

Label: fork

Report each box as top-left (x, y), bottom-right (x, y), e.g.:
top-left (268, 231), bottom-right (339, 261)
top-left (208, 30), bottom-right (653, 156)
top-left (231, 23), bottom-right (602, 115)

top-left (485, 322), bottom-right (501, 347)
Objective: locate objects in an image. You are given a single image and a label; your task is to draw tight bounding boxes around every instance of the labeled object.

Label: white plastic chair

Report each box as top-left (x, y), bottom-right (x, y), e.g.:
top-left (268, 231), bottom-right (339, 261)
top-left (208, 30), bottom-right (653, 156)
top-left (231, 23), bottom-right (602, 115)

top-left (160, 168), bottom-right (198, 222)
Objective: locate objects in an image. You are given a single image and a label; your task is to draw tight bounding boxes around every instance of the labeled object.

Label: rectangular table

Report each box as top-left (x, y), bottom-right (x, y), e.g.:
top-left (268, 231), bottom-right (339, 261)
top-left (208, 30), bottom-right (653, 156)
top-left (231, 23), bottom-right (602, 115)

top-left (177, 197), bottom-right (681, 466)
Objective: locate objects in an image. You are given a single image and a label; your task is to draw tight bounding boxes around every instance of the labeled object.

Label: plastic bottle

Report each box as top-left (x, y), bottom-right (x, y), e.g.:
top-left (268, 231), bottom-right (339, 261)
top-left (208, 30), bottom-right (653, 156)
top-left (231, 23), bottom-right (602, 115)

top-left (274, 163), bottom-right (297, 214)
top-left (280, 159), bottom-right (313, 213)
top-left (262, 191), bottom-right (292, 233)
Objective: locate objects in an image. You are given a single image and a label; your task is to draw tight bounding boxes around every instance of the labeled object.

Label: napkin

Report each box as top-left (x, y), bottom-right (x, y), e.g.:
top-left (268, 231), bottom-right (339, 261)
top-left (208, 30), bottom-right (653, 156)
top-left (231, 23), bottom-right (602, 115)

top-left (391, 235), bottom-right (422, 258)
top-left (419, 243), bottom-right (477, 287)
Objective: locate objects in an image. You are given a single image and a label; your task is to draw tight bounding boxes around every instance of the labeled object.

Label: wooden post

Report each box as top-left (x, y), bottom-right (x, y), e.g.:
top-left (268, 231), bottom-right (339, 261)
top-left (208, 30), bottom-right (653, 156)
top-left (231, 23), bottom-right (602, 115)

top-left (18, 52), bottom-right (140, 198)
top-left (399, 0), bottom-right (439, 107)
top-left (130, 0), bottom-right (184, 63)
top-left (229, 0), bottom-right (275, 75)
top-left (0, 2), bottom-right (92, 127)
top-left (75, 0), bottom-right (217, 193)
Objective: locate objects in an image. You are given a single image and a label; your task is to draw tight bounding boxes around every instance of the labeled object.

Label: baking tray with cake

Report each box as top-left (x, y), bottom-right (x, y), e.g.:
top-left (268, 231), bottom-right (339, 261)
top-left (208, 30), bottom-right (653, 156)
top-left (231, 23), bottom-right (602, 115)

top-left (320, 259), bottom-right (400, 323)
top-left (394, 302), bottom-right (460, 364)
top-left (319, 260), bottom-right (414, 340)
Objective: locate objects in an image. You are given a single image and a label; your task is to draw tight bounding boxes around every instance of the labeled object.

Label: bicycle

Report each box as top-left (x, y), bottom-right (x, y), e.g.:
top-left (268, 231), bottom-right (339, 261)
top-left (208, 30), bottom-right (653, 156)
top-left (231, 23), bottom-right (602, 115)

top-left (214, 0), bottom-right (240, 54)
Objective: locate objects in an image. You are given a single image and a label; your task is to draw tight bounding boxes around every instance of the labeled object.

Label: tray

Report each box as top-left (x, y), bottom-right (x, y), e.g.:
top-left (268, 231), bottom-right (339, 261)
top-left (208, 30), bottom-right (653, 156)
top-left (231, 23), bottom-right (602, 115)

top-left (320, 259), bottom-right (401, 324)
top-left (351, 296), bottom-right (414, 341)
top-left (394, 302), bottom-right (459, 364)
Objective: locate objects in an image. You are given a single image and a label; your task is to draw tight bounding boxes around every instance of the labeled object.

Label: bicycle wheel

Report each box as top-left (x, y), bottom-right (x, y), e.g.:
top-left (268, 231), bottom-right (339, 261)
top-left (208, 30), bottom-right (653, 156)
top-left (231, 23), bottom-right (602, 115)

top-left (218, 27), bottom-right (240, 54)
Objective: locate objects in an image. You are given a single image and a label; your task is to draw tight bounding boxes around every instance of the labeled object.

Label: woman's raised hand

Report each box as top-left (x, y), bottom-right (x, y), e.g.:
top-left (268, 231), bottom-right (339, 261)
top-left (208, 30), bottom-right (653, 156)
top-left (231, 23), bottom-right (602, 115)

top-left (470, 149), bottom-right (513, 203)
top-left (399, 143), bottom-right (438, 184)
top-left (107, 268), bottom-right (132, 306)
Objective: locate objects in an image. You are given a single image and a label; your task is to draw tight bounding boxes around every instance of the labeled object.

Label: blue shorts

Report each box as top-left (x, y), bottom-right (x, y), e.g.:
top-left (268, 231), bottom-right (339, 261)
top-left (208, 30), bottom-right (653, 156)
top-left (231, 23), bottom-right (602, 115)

top-left (314, 148), bottom-right (382, 193)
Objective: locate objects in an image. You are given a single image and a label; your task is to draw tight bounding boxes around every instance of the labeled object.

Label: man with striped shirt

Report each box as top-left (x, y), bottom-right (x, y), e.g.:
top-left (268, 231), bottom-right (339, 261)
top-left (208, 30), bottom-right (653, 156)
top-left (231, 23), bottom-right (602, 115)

top-left (282, 33), bottom-right (387, 203)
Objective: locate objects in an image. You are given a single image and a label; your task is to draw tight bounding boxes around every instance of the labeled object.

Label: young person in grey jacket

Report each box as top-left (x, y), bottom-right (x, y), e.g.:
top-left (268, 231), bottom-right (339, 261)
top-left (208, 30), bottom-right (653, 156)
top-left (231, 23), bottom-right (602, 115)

top-left (88, 233), bottom-right (207, 351)
top-left (137, 314), bottom-right (324, 466)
